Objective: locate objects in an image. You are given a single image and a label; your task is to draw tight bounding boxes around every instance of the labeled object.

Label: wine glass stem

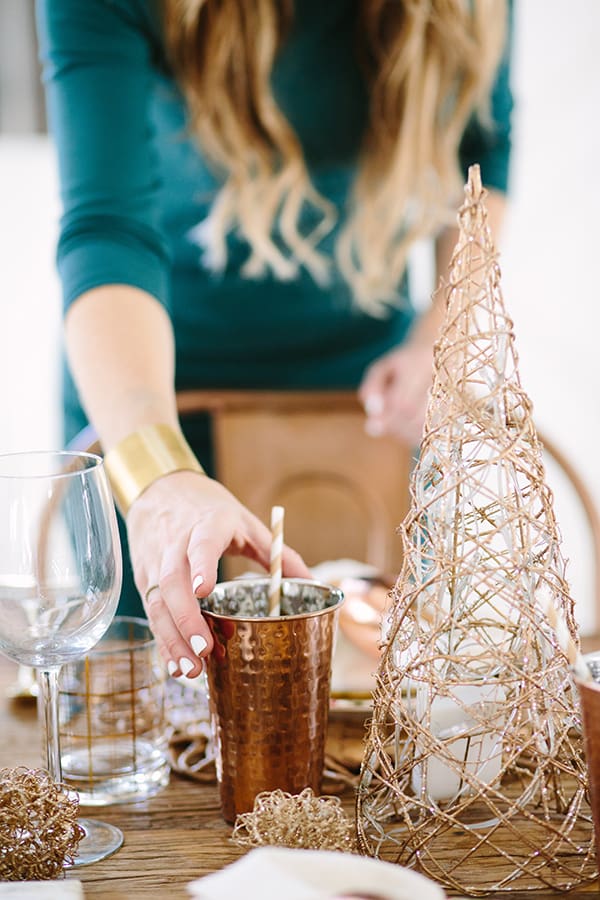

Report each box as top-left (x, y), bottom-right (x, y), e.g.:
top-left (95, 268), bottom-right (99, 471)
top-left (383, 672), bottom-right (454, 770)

top-left (39, 666), bottom-right (63, 782)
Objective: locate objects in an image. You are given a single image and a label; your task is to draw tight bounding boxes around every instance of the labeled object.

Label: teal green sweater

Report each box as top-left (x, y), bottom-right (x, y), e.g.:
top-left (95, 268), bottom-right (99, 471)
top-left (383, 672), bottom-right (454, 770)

top-left (37, 0), bottom-right (512, 613)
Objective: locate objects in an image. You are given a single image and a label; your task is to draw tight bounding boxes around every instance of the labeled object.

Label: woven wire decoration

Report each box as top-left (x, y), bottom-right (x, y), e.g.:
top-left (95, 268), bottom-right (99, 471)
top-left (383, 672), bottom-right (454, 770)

top-left (356, 166), bottom-right (596, 894)
top-left (232, 787), bottom-right (355, 852)
top-left (0, 767), bottom-right (83, 880)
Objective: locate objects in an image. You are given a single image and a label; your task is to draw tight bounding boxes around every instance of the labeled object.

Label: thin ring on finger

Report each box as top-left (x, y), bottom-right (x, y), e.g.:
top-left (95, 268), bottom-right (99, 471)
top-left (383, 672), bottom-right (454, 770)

top-left (145, 584), bottom-right (160, 605)
top-left (144, 579), bottom-right (205, 678)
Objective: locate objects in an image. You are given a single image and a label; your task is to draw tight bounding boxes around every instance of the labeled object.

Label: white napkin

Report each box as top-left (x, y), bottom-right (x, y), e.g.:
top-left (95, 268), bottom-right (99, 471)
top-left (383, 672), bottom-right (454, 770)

top-left (310, 559), bottom-right (380, 584)
top-left (187, 848), bottom-right (446, 900)
top-left (0, 882), bottom-right (84, 898)
top-left (312, 561), bottom-right (383, 697)
top-left (330, 628), bottom-right (378, 696)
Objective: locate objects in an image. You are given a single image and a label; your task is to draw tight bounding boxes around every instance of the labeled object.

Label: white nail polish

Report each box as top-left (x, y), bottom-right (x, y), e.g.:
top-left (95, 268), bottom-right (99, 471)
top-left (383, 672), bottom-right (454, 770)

top-left (190, 634), bottom-right (207, 656)
top-left (167, 660), bottom-right (178, 677)
top-left (179, 657), bottom-right (194, 676)
top-left (364, 394), bottom-right (384, 417)
top-left (192, 574), bottom-right (204, 594)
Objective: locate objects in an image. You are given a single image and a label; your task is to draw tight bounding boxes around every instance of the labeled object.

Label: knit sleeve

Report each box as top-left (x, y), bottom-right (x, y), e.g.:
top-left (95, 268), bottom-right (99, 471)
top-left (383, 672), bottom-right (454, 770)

top-left (36, 0), bottom-right (171, 313)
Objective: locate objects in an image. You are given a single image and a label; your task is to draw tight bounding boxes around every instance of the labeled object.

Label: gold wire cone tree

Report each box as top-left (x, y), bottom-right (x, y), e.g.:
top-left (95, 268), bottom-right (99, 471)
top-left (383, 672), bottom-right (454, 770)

top-left (356, 165), bottom-right (596, 894)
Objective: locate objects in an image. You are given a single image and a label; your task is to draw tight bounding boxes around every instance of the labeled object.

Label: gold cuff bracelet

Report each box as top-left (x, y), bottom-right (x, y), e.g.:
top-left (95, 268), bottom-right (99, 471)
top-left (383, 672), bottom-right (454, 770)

top-left (104, 423), bottom-right (204, 516)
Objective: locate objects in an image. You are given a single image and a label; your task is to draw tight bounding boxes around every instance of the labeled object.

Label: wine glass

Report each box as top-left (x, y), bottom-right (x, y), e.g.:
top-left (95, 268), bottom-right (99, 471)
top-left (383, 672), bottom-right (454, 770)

top-left (0, 450), bottom-right (123, 865)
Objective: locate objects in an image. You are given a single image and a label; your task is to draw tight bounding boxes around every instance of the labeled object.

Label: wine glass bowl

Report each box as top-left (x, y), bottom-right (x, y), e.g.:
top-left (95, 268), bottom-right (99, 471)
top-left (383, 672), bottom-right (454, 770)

top-left (0, 450), bottom-right (123, 865)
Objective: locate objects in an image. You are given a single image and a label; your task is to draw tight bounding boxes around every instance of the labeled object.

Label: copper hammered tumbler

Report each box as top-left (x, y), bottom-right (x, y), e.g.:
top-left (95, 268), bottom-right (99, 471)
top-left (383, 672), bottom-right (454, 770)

top-left (201, 578), bottom-right (344, 823)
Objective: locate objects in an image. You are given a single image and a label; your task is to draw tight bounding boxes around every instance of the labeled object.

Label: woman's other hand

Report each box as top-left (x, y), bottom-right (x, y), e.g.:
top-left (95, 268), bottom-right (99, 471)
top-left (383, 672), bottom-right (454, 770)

top-left (127, 470), bottom-right (311, 677)
top-left (358, 322), bottom-right (438, 446)
top-left (359, 190), bottom-right (507, 446)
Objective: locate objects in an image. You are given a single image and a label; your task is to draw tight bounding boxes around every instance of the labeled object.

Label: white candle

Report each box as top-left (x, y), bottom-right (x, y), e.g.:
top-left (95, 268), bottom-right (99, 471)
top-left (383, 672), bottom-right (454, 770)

top-left (411, 681), bottom-right (505, 804)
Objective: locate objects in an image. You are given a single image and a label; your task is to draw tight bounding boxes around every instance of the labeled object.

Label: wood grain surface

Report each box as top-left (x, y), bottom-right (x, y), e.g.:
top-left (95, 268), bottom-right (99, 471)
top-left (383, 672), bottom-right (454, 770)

top-left (1, 651), bottom-right (599, 899)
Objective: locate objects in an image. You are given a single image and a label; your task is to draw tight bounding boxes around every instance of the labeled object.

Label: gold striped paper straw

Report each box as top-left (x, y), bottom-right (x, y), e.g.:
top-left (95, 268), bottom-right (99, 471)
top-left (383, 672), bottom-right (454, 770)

top-left (269, 505), bottom-right (284, 616)
top-left (539, 594), bottom-right (591, 682)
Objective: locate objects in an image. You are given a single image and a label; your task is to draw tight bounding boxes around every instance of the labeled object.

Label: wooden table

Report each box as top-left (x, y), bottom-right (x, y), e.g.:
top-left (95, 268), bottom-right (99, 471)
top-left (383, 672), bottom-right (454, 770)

top-left (1, 654), bottom-right (599, 899)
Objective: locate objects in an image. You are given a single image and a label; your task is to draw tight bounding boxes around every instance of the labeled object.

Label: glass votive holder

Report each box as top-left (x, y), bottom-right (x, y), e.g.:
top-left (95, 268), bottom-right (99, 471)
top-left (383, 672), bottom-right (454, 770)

top-left (165, 667), bottom-right (211, 739)
top-left (58, 616), bottom-right (170, 805)
top-left (577, 652), bottom-right (600, 872)
top-left (164, 665), bottom-right (216, 779)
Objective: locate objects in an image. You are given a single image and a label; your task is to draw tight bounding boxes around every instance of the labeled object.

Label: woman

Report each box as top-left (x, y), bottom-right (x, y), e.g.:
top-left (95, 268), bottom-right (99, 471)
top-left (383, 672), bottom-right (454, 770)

top-left (37, 0), bottom-right (512, 677)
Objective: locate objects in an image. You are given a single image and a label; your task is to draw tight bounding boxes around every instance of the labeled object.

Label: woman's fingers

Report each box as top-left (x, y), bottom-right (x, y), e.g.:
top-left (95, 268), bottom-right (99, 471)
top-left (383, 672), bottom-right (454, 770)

top-left (144, 581), bottom-right (193, 676)
top-left (153, 632), bottom-right (182, 677)
top-left (186, 510), bottom-right (244, 595)
top-left (360, 351), bottom-right (405, 436)
top-left (359, 358), bottom-right (391, 431)
top-left (232, 512), bottom-right (312, 579)
top-left (139, 537), bottom-right (213, 679)
top-left (156, 542), bottom-right (213, 675)
top-left (282, 543), bottom-right (312, 578)
top-left (129, 472), bottom-right (312, 668)
top-left (144, 583), bottom-right (209, 678)
top-left (359, 351), bottom-right (392, 402)
top-left (359, 340), bottom-right (434, 442)
top-left (187, 505), bottom-right (311, 586)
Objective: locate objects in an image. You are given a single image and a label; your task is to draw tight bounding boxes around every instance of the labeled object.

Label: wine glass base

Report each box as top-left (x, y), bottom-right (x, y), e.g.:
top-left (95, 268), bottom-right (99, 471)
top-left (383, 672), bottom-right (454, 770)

top-left (70, 817), bottom-right (124, 866)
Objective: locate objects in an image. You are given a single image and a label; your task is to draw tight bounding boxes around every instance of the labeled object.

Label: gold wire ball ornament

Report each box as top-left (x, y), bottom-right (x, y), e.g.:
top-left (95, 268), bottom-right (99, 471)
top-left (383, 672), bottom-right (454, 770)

top-left (232, 787), bottom-right (355, 852)
top-left (356, 165), bottom-right (596, 894)
top-left (0, 767), bottom-right (84, 880)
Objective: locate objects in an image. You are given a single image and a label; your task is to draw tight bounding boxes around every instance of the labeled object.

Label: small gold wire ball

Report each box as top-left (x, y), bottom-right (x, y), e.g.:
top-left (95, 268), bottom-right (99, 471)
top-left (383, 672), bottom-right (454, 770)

top-left (0, 767), bottom-right (84, 880)
top-left (232, 787), bottom-right (355, 852)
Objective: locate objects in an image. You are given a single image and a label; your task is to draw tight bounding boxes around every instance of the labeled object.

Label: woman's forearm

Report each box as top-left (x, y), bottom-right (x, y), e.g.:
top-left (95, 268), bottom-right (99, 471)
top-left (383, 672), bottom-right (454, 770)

top-left (64, 285), bottom-right (180, 450)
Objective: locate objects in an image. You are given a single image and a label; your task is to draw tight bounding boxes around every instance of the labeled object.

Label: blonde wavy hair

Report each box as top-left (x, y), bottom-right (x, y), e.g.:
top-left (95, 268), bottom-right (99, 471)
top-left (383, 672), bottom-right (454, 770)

top-left (163, 0), bottom-right (507, 314)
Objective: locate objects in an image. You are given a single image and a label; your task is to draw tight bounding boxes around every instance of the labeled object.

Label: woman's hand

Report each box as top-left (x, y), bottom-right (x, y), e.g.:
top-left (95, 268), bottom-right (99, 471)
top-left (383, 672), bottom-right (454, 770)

top-left (358, 324), bottom-right (438, 446)
top-left (363, 192), bottom-right (508, 445)
top-left (126, 470), bottom-right (311, 677)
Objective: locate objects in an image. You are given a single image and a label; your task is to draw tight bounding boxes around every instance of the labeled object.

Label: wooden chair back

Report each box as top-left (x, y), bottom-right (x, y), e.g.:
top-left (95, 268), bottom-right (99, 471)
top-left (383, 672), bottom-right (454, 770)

top-left (176, 390), bottom-right (412, 580)
top-left (72, 391), bottom-right (600, 630)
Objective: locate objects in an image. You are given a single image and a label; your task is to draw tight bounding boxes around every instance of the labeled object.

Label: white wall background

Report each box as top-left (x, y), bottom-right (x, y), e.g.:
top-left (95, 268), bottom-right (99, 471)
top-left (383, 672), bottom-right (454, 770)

top-left (1, 1), bottom-right (599, 630)
top-left (501, 1), bottom-right (600, 635)
top-left (0, 137), bottom-right (61, 452)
